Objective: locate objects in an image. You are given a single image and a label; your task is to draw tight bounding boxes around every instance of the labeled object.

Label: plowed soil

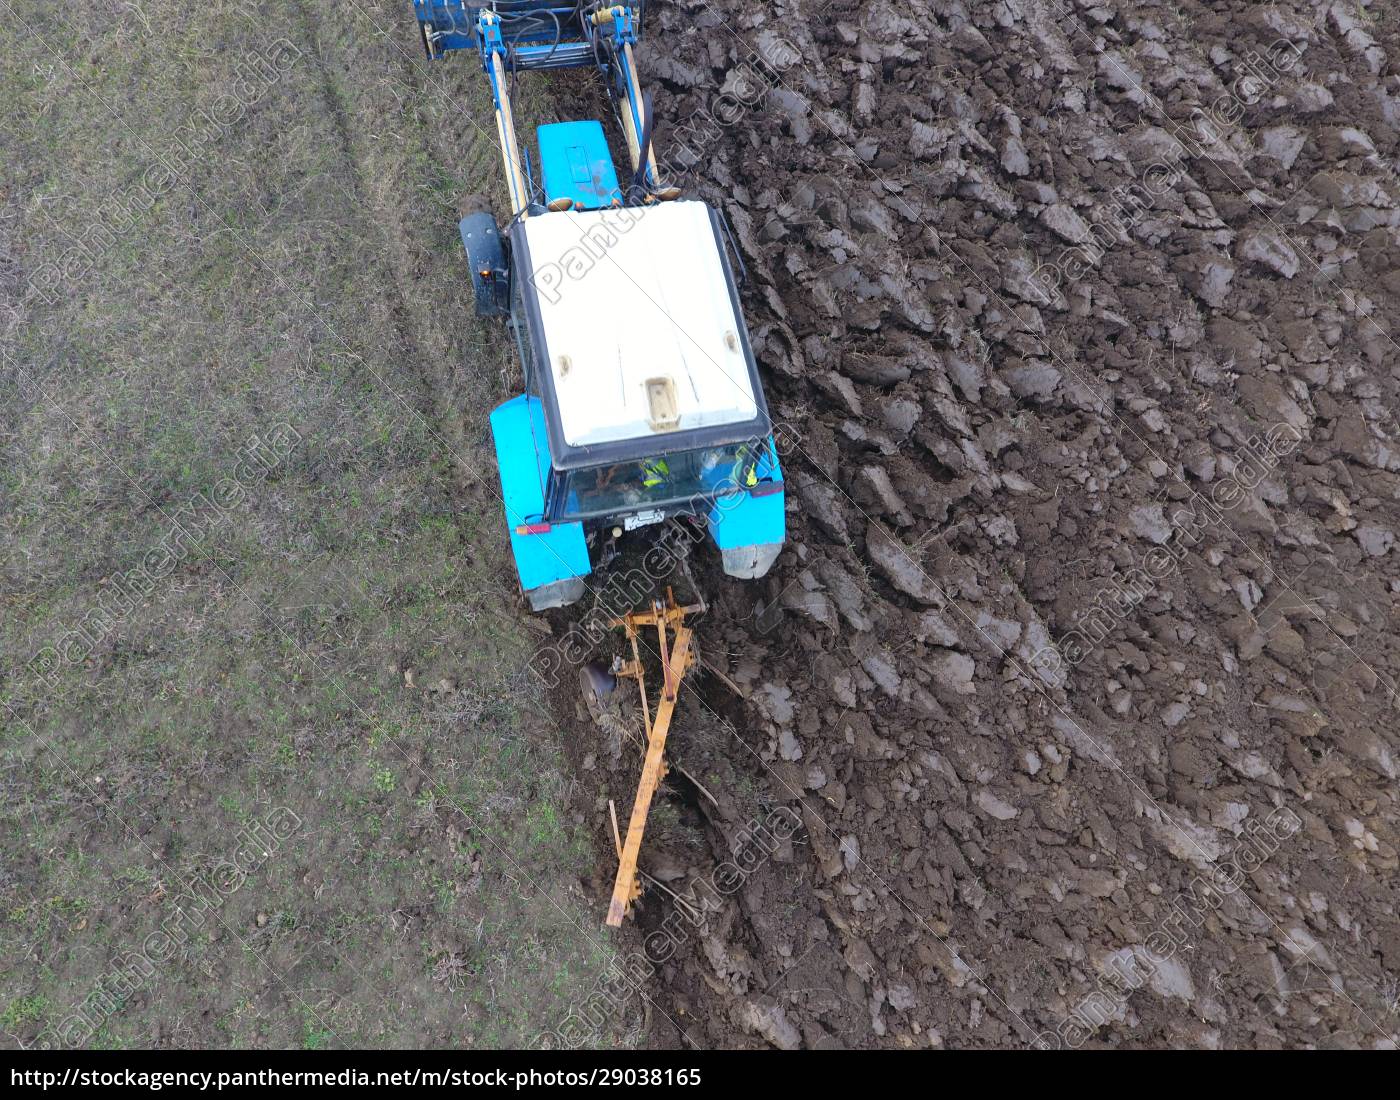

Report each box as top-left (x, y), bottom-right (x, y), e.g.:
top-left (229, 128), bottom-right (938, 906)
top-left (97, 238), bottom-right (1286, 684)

top-left (555, 0), bottom-right (1400, 1050)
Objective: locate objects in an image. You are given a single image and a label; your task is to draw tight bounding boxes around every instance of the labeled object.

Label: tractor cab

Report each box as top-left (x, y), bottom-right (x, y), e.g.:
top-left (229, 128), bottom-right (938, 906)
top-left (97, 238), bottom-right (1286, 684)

top-left (416, 2), bottom-right (785, 610)
top-left (487, 189), bottom-right (785, 609)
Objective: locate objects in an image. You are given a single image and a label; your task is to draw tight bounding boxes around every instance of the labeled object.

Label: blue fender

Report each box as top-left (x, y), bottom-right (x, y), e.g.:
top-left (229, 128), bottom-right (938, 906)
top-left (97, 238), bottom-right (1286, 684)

top-left (707, 438), bottom-right (785, 579)
top-left (489, 395), bottom-right (591, 609)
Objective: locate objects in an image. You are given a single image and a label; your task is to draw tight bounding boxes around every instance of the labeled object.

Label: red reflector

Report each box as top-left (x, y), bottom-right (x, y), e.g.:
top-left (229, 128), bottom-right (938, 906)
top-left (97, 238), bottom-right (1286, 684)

top-left (748, 480), bottom-right (784, 498)
top-left (515, 523), bottom-right (552, 535)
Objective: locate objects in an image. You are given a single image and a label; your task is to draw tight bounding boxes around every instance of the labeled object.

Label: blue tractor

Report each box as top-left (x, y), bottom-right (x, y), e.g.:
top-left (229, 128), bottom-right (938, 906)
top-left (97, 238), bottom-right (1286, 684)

top-left (413, 2), bottom-right (785, 610)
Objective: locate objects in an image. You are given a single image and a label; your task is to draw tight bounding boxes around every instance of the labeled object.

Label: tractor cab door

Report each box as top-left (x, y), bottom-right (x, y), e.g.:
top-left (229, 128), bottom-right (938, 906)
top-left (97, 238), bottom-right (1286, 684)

top-left (543, 465), bottom-right (574, 523)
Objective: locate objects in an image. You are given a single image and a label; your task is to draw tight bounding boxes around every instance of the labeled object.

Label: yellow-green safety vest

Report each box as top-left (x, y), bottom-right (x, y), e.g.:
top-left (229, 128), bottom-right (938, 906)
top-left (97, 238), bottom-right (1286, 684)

top-left (641, 458), bottom-right (670, 488)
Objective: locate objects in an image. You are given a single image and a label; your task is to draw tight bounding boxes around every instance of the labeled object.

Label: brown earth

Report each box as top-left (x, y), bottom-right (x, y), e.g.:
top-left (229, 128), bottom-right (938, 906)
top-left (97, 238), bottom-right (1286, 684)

top-left (547, 0), bottom-right (1400, 1049)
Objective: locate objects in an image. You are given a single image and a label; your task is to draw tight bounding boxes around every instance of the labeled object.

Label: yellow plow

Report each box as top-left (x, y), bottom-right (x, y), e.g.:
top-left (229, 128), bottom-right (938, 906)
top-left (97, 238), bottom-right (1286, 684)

top-left (594, 589), bottom-right (702, 927)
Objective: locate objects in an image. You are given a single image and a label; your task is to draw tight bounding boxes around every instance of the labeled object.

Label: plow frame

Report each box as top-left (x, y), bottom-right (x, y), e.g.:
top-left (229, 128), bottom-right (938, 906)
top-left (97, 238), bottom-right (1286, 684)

top-left (603, 589), bottom-right (703, 927)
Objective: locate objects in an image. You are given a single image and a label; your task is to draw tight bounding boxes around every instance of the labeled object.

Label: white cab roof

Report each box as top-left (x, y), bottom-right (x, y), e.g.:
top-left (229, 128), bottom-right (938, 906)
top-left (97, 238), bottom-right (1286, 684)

top-left (522, 201), bottom-right (758, 448)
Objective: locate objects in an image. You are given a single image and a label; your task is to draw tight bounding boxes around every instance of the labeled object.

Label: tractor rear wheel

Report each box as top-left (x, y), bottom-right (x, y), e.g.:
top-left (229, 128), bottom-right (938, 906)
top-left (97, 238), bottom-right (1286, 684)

top-left (458, 210), bottom-right (508, 318)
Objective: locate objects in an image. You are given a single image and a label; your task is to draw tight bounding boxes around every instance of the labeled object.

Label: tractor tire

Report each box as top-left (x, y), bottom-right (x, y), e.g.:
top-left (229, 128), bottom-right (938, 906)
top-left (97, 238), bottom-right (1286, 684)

top-left (458, 211), bottom-right (508, 319)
